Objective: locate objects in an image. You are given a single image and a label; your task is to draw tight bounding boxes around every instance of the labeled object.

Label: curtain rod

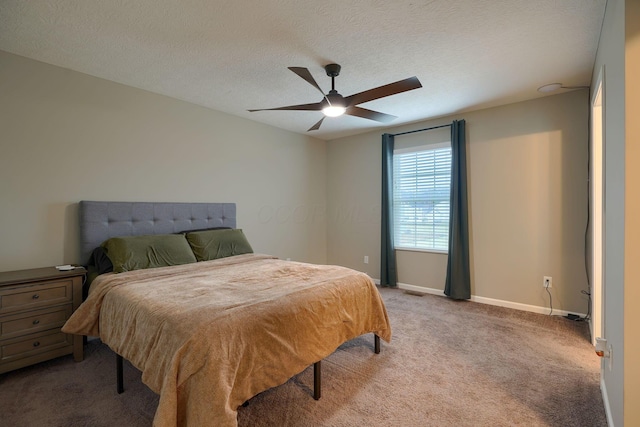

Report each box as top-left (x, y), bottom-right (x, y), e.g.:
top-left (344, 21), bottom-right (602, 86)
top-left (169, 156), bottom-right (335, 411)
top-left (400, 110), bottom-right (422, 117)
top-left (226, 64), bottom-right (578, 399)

top-left (390, 123), bottom-right (451, 137)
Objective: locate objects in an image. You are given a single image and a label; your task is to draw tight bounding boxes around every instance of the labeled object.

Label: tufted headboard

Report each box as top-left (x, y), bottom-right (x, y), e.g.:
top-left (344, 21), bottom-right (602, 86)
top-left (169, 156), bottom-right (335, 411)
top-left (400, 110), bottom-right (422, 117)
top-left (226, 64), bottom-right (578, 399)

top-left (78, 201), bottom-right (236, 265)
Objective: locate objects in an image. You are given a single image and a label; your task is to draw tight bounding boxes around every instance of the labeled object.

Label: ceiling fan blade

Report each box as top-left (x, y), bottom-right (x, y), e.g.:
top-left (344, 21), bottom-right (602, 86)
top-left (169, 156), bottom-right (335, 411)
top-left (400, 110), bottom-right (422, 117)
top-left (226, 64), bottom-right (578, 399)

top-left (346, 106), bottom-right (397, 123)
top-left (248, 101), bottom-right (323, 112)
top-left (288, 67), bottom-right (326, 96)
top-left (344, 76), bottom-right (422, 106)
top-left (307, 116), bottom-right (325, 131)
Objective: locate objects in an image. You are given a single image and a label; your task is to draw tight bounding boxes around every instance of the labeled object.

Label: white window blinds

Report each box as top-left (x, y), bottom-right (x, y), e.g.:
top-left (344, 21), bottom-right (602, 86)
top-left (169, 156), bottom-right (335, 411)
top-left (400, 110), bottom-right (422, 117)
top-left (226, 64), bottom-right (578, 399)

top-left (393, 143), bottom-right (452, 251)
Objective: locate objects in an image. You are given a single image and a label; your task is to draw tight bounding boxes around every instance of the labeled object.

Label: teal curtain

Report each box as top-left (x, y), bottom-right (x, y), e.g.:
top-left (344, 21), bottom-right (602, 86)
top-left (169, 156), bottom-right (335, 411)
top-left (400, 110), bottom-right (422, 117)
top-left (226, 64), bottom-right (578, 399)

top-left (444, 120), bottom-right (471, 299)
top-left (380, 133), bottom-right (397, 287)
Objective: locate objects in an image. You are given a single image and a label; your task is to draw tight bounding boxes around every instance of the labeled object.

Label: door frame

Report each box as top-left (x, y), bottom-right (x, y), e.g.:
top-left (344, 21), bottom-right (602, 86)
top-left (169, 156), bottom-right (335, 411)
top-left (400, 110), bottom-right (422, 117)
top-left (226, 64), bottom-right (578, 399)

top-left (590, 65), bottom-right (605, 346)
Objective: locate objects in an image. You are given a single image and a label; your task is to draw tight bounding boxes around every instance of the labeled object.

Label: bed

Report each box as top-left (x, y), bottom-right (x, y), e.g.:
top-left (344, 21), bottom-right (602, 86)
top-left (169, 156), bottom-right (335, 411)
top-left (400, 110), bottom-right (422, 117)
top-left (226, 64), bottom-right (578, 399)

top-left (62, 201), bottom-right (391, 427)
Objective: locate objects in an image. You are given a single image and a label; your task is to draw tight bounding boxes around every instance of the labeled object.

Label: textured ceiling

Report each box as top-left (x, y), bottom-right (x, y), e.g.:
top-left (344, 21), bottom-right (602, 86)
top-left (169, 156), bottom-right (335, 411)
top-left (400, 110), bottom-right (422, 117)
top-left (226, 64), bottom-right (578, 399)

top-left (0, 0), bottom-right (606, 140)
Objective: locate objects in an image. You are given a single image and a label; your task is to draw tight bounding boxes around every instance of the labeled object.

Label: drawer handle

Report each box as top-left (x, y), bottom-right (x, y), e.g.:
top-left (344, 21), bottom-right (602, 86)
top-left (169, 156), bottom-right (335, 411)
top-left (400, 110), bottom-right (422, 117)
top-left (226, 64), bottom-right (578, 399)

top-left (33, 319), bottom-right (40, 325)
top-left (33, 341), bottom-right (40, 347)
top-left (32, 294), bottom-right (40, 300)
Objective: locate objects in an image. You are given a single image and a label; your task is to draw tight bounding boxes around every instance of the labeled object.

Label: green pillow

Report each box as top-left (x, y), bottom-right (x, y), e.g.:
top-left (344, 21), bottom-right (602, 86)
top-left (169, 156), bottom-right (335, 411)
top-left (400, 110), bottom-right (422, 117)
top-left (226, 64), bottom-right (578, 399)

top-left (102, 234), bottom-right (197, 273)
top-left (185, 229), bottom-right (253, 261)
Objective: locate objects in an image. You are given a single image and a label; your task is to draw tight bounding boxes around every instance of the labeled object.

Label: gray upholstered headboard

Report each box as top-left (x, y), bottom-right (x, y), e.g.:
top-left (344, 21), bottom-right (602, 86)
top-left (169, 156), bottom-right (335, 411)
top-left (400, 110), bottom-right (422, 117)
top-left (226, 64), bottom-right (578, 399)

top-left (79, 201), bottom-right (236, 265)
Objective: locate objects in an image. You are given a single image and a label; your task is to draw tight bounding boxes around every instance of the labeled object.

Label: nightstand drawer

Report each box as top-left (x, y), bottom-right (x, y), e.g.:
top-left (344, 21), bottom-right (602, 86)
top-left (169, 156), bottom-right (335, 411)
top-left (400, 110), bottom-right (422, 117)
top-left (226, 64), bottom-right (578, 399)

top-left (0, 304), bottom-right (73, 340)
top-left (0, 329), bottom-right (72, 363)
top-left (0, 279), bottom-right (73, 314)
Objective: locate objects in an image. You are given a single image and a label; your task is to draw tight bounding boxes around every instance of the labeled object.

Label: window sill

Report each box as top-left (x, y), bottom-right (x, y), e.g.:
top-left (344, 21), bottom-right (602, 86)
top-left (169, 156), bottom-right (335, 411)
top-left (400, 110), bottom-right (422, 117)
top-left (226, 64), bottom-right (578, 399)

top-left (394, 247), bottom-right (448, 255)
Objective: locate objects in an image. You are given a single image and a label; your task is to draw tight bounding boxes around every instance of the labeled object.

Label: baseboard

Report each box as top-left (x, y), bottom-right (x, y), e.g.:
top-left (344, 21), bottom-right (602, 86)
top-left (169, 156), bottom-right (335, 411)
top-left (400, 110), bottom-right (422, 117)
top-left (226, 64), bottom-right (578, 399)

top-left (395, 282), bottom-right (444, 297)
top-left (372, 279), bottom-right (587, 318)
top-left (601, 376), bottom-right (614, 427)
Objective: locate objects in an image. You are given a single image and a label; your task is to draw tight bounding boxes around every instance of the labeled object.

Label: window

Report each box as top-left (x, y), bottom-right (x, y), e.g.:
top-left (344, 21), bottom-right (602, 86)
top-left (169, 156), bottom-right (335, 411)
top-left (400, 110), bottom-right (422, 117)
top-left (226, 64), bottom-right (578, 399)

top-left (393, 143), bottom-right (451, 251)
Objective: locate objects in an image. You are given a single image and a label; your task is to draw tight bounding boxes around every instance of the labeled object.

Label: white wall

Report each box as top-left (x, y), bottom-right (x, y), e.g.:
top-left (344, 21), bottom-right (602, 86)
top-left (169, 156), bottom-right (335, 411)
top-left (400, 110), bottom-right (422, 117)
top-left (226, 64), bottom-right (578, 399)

top-left (0, 51), bottom-right (327, 271)
top-left (327, 90), bottom-right (590, 315)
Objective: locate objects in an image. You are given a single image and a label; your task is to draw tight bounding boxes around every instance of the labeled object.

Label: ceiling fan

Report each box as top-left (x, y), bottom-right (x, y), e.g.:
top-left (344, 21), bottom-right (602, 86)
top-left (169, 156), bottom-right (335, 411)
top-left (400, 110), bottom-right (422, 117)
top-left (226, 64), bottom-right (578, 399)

top-left (248, 64), bottom-right (422, 131)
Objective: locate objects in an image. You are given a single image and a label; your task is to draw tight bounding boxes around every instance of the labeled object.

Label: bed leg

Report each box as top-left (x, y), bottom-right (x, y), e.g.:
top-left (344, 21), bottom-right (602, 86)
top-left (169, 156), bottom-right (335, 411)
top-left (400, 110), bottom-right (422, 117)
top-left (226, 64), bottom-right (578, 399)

top-left (117, 354), bottom-right (124, 394)
top-left (313, 361), bottom-right (321, 400)
top-left (374, 334), bottom-right (380, 354)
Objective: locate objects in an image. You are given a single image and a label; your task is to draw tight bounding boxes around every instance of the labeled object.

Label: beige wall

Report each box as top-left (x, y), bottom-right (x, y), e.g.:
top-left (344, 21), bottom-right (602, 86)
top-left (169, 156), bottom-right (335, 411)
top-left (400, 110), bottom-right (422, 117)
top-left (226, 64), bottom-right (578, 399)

top-left (0, 51), bottom-right (327, 271)
top-left (625, 0), bottom-right (640, 424)
top-left (327, 90), bottom-right (589, 315)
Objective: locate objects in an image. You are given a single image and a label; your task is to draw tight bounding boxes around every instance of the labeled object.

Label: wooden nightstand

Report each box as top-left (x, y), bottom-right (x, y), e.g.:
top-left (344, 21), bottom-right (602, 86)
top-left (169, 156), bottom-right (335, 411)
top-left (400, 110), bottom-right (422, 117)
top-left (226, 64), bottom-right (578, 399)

top-left (0, 266), bottom-right (85, 374)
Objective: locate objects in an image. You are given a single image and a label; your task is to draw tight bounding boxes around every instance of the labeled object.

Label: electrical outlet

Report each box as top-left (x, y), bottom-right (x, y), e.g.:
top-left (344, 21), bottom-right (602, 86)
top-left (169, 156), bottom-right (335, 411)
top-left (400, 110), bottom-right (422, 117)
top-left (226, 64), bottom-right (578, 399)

top-left (364, 256), bottom-right (369, 264)
top-left (543, 276), bottom-right (552, 288)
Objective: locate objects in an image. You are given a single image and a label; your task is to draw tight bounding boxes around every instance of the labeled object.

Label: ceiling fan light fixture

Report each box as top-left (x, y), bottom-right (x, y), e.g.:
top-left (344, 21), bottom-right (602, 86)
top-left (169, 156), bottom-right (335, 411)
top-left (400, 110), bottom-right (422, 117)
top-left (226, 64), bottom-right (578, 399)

top-left (322, 105), bottom-right (346, 117)
top-left (322, 90), bottom-right (346, 117)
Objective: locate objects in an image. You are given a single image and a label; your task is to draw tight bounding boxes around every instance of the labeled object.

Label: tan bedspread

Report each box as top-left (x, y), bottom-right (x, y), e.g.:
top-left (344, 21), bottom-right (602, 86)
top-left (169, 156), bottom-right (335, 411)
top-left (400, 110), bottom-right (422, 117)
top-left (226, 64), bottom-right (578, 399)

top-left (62, 254), bottom-right (391, 427)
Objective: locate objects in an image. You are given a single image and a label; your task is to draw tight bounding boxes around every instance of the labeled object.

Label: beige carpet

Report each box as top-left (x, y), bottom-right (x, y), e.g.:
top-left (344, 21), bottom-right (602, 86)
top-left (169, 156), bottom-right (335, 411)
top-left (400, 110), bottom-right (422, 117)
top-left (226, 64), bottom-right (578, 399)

top-left (0, 287), bottom-right (607, 426)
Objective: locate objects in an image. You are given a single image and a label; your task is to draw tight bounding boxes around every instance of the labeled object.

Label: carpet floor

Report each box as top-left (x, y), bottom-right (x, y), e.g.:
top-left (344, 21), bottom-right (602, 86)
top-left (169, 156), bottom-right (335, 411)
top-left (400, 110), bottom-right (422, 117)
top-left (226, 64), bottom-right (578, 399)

top-left (0, 287), bottom-right (607, 426)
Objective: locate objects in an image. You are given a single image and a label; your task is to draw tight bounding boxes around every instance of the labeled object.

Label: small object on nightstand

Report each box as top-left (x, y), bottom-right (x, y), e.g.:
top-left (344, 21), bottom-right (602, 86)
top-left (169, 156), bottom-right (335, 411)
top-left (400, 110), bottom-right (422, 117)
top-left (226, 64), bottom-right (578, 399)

top-left (55, 265), bottom-right (76, 271)
top-left (0, 266), bottom-right (86, 374)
